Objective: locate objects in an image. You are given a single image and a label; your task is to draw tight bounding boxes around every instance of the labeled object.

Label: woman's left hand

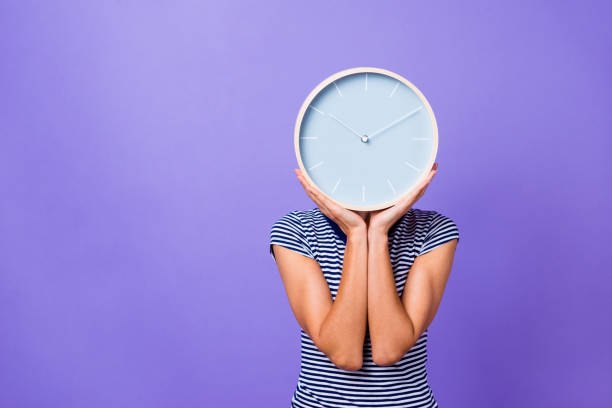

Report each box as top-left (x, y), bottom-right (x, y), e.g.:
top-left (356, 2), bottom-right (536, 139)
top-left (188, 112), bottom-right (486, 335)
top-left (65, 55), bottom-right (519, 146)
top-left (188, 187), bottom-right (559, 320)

top-left (368, 163), bottom-right (438, 236)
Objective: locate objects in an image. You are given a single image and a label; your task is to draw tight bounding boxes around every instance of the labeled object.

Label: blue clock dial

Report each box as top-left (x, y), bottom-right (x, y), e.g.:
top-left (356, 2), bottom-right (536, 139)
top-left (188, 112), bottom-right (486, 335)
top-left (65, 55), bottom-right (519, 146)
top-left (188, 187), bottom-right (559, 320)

top-left (295, 68), bottom-right (437, 210)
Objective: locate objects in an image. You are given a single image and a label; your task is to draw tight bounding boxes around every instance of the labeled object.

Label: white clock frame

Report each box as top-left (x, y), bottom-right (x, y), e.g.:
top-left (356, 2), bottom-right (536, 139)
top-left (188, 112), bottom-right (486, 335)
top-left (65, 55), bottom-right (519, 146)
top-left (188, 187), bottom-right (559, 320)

top-left (294, 66), bottom-right (439, 211)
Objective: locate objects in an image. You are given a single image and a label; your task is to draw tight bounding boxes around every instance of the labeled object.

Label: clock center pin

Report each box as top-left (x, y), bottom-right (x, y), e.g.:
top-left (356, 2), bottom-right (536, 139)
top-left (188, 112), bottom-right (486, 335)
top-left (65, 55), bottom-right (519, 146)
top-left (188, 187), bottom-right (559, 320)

top-left (361, 135), bottom-right (369, 143)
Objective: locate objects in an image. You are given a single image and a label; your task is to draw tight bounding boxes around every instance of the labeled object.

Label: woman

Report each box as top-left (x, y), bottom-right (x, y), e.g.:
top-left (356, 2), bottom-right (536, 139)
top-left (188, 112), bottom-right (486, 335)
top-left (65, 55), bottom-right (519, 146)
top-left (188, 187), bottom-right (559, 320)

top-left (269, 162), bottom-right (459, 407)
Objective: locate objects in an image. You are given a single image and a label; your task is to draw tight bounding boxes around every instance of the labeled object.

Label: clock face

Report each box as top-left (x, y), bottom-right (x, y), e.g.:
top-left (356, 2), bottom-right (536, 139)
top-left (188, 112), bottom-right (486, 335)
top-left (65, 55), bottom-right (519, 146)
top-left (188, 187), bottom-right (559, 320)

top-left (295, 67), bottom-right (438, 211)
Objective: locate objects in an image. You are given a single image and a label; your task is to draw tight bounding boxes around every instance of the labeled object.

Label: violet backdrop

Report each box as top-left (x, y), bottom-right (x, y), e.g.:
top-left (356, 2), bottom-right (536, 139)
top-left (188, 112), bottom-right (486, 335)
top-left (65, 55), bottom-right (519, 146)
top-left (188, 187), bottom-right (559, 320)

top-left (1, 1), bottom-right (611, 407)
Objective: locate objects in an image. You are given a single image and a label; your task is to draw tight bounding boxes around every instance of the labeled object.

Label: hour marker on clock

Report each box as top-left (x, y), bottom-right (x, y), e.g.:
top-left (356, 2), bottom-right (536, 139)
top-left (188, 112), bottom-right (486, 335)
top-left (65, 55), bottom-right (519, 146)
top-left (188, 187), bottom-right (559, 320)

top-left (388, 82), bottom-right (400, 98)
top-left (362, 184), bottom-right (366, 202)
top-left (365, 73), bottom-right (368, 91)
top-left (333, 81), bottom-right (343, 97)
top-left (300, 136), bottom-right (319, 140)
top-left (404, 161), bottom-right (422, 172)
top-left (309, 161), bottom-right (324, 170)
top-left (386, 178), bottom-right (397, 194)
top-left (412, 137), bottom-right (430, 141)
top-left (331, 177), bottom-right (342, 194)
top-left (309, 105), bottom-right (325, 115)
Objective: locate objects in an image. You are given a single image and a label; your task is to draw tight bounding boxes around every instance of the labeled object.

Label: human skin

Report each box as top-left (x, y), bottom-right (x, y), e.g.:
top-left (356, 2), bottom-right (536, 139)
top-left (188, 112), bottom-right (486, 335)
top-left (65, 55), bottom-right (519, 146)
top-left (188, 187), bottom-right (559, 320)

top-left (271, 162), bottom-right (458, 370)
top-left (366, 163), bottom-right (458, 365)
top-left (272, 169), bottom-right (369, 370)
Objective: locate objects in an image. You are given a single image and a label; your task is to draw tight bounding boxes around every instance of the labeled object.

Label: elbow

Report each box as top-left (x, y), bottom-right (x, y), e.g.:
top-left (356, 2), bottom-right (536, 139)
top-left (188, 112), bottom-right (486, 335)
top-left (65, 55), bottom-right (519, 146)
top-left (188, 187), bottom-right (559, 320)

top-left (372, 351), bottom-right (402, 367)
top-left (314, 334), bottom-right (363, 371)
top-left (334, 357), bottom-right (363, 371)
top-left (330, 352), bottom-right (363, 371)
top-left (372, 355), bottom-right (401, 367)
top-left (372, 334), bottom-right (417, 366)
top-left (372, 345), bottom-right (407, 367)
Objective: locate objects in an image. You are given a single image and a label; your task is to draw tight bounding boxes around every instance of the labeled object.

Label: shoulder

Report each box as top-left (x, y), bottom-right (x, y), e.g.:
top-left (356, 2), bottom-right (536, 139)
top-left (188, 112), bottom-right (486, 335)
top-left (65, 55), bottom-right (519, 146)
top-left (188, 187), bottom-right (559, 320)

top-left (270, 209), bottom-right (305, 233)
top-left (413, 208), bottom-right (460, 256)
top-left (424, 209), bottom-right (460, 244)
top-left (407, 208), bottom-right (460, 240)
top-left (394, 207), bottom-right (436, 231)
top-left (428, 210), bottom-right (459, 234)
top-left (269, 209), bottom-right (318, 260)
top-left (270, 208), bottom-right (321, 237)
top-left (271, 207), bottom-right (316, 224)
top-left (408, 207), bottom-right (456, 226)
top-left (409, 207), bottom-right (434, 223)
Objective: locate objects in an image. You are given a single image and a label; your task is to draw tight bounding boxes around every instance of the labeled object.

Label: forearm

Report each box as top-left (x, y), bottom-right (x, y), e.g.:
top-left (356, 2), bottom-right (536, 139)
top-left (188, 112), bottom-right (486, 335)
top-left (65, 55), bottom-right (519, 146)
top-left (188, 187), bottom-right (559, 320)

top-left (367, 229), bottom-right (416, 365)
top-left (317, 227), bottom-right (368, 370)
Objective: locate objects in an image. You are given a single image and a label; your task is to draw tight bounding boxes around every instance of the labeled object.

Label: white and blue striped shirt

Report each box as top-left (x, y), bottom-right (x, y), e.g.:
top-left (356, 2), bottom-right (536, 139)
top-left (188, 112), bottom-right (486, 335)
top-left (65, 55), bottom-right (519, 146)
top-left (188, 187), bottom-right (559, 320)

top-left (269, 207), bottom-right (460, 408)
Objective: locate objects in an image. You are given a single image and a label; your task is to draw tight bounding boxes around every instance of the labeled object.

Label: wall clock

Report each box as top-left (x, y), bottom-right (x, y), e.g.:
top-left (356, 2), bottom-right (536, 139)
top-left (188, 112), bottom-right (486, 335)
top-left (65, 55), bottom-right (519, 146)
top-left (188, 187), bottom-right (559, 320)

top-left (294, 67), bottom-right (438, 211)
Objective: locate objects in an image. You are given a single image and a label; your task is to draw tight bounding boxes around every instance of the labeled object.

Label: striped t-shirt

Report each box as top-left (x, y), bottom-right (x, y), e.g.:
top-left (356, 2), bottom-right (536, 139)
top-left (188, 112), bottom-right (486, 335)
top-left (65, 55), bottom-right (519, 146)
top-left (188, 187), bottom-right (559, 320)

top-left (269, 207), bottom-right (460, 408)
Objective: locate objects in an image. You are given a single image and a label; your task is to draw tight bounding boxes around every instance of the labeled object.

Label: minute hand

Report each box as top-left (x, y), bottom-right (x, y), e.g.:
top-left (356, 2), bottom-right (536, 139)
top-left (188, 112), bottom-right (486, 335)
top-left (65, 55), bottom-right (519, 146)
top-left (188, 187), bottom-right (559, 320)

top-left (369, 106), bottom-right (423, 139)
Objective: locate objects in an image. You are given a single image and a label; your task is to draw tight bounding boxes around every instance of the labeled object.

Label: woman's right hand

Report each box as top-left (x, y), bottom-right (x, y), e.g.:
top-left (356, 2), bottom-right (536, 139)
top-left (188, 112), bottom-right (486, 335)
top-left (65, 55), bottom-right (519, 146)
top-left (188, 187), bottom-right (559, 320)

top-left (295, 168), bottom-right (368, 237)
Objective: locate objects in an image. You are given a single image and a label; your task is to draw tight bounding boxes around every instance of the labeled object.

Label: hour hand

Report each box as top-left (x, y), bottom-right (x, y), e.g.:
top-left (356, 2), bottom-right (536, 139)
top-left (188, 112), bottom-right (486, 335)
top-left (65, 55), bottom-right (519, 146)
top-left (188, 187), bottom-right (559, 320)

top-left (327, 113), bottom-right (363, 140)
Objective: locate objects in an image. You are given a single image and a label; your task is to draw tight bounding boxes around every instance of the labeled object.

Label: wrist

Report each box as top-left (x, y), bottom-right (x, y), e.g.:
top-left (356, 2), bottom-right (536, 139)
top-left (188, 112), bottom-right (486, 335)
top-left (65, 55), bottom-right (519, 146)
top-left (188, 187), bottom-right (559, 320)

top-left (368, 223), bottom-right (388, 239)
top-left (368, 230), bottom-right (388, 246)
top-left (347, 224), bottom-right (368, 240)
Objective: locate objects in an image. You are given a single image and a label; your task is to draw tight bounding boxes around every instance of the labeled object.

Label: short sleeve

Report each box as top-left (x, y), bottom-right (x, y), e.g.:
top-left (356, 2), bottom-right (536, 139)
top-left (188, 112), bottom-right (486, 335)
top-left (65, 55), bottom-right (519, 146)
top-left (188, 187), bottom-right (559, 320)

top-left (269, 211), bottom-right (315, 261)
top-left (418, 211), bottom-right (460, 256)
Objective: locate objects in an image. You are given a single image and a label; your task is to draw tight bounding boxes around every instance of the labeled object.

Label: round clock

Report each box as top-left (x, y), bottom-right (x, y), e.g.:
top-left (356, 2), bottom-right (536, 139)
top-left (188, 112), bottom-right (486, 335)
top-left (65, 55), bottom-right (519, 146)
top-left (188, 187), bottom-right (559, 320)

top-left (294, 67), bottom-right (438, 211)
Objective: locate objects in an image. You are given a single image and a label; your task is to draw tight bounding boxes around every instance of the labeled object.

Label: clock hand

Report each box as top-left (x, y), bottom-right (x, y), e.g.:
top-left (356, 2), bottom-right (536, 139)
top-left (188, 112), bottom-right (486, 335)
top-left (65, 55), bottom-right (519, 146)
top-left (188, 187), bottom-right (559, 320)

top-left (369, 106), bottom-right (423, 139)
top-left (327, 113), bottom-right (363, 140)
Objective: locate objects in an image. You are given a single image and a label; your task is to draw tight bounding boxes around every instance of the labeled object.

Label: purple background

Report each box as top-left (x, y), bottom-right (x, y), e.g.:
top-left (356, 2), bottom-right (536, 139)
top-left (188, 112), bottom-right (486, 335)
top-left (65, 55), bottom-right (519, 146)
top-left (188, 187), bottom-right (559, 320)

top-left (1, 1), bottom-right (611, 407)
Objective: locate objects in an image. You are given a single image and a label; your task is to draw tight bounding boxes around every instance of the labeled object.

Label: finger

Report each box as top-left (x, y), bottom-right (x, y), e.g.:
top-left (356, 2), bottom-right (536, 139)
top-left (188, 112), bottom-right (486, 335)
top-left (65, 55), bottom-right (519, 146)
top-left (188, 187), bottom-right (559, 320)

top-left (296, 170), bottom-right (328, 209)
top-left (397, 169), bottom-right (435, 211)
top-left (411, 174), bottom-right (433, 197)
top-left (418, 168), bottom-right (437, 190)
top-left (424, 168), bottom-right (437, 188)
top-left (416, 174), bottom-right (434, 197)
top-left (295, 169), bottom-right (335, 217)
top-left (295, 169), bottom-right (321, 204)
top-left (315, 188), bottom-right (343, 216)
top-left (425, 166), bottom-right (437, 182)
top-left (296, 169), bottom-right (345, 218)
top-left (314, 188), bottom-right (343, 220)
top-left (302, 177), bottom-right (348, 225)
top-left (415, 168), bottom-right (437, 198)
top-left (295, 170), bottom-right (324, 206)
